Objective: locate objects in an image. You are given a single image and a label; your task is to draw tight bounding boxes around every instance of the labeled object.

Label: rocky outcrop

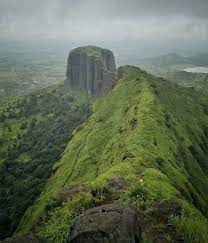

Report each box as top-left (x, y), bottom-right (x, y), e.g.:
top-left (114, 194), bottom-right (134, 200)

top-left (2, 233), bottom-right (45, 243)
top-left (68, 204), bottom-right (141, 243)
top-left (65, 46), bottom-right (117, 96)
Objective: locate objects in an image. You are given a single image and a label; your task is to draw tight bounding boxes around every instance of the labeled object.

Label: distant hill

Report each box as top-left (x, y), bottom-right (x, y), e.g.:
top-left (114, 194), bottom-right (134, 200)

top-left (138, 53), bottom-right (208, 74)
top-left (188, 53), bottom-right (208, 66)
top-left (160, 70), bottom-right (208, 93)
top-left (139, 53), bottom-right (190, 66)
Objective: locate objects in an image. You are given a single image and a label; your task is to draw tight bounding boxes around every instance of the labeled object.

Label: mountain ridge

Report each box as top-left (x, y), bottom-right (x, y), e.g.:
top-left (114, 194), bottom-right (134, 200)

top-left (15, 65), bottom-right (208, 242)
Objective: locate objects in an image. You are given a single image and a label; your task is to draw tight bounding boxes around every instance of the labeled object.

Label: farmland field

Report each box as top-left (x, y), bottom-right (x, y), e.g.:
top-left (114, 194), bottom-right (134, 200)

top-left (0, 41), bottom-right (68, 99)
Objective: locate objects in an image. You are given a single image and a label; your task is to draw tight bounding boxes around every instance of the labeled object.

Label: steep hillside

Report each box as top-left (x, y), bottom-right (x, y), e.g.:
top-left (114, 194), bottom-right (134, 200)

top-left (16, 66), bottom-right (208, 242)
top-left (0, 84), bottom-right (90, 239)
top-left (159, 70), bottom-right (208, 93)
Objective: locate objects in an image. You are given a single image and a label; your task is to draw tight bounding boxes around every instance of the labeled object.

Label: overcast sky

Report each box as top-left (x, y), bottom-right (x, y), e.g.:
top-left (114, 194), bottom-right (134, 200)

top-left (0, 0), bottom-right (207, 47)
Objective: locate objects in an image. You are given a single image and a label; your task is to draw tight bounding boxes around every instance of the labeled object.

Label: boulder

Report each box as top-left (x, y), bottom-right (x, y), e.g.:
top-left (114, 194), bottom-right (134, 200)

top-left (151, 201), bottom-right (182, 222)
top-left (68, 204), bottom-right (141, 243)
top-left (65, 46), bottom-right (117, 96)
top-left (107, 176), bottom-right (126, 190)
top-left (2, 233), bottom-right (45, 243)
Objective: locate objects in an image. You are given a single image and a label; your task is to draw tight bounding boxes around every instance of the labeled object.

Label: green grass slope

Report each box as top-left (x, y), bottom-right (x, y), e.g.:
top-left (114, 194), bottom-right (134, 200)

top-left (0, 84), bottom-right (90, 239)
top-left (16, 66), bottom-right (208, 242)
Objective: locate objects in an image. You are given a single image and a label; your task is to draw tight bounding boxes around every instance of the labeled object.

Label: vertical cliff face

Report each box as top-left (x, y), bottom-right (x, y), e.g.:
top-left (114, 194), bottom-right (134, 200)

top-left (66, 46), bottom-right (117, 96)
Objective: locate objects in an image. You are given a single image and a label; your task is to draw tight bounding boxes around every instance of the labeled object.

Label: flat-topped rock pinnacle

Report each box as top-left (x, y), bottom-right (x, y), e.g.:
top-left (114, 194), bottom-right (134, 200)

top-left (65, 46), bottom-right (117, 96)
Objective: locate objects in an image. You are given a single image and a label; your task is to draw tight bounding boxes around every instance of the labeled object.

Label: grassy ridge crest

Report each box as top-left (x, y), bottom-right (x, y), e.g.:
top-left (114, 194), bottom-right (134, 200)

top-left (16, 66), bottom-right (208, 242)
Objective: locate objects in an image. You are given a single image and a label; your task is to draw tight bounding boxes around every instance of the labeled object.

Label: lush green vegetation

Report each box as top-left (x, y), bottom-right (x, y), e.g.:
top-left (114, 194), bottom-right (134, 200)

top-left (0, 84), bottom-right (90, 239)
top-left (16, 66), bottom-right (208, 242)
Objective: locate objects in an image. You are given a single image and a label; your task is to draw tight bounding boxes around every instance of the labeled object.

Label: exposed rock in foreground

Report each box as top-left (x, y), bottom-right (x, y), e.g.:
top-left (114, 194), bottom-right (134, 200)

top-left (69, 204), bottom-right (141, 243)
top-left (66, 46), bottom-right (117, 96)
top-left (2, 233), bottom-right (45, 243)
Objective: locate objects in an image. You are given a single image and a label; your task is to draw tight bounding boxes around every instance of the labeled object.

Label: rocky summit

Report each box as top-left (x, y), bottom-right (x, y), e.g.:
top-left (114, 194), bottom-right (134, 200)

top-left (65, 46), bottom-right (117, 96)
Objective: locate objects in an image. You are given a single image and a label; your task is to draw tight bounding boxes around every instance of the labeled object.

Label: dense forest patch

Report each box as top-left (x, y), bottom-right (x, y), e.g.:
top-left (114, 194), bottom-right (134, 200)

top-left (0, 84), bottom-right (90, 239)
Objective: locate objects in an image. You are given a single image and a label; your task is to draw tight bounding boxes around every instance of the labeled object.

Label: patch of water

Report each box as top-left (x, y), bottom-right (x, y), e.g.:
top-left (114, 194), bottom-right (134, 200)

top-left (184, 66), bottom-right (208, 73)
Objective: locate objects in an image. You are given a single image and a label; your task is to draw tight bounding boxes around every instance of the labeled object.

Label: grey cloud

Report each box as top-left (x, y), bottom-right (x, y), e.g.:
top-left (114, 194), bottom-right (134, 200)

top-left (1, 0), bottom-right (208, 21)
top-left (0, 0), bottom-right (207, 43)
top-left (109, 0), bottom-right (208, 18)
top-left (54, 0), bottom-right (208, 19)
